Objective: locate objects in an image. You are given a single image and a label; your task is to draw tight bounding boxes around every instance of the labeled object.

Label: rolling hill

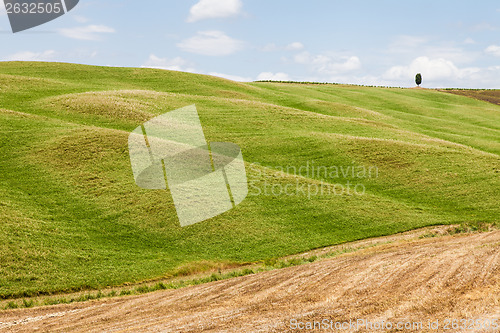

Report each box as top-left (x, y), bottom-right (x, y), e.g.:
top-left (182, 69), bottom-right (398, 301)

top-left (0, 61), bottom-right (499, 301)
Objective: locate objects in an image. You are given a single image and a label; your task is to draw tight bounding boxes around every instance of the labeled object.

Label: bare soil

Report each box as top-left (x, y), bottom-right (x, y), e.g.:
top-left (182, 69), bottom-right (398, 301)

top-left (0, 228), bottom-right (499, 332)
top-left (441, 89), bottom-right (500, 106)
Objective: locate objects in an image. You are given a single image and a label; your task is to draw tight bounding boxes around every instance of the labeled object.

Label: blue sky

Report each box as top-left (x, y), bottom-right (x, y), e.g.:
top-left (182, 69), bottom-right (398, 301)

top-left (1, 0), bottom-right (500, 88)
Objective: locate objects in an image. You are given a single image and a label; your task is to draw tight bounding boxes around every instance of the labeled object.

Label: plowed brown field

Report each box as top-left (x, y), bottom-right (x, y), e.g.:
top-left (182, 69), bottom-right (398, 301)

top-left (1, 229), bottom-right (499, 332)
top-left (442, 89), bottom-right (500, 106)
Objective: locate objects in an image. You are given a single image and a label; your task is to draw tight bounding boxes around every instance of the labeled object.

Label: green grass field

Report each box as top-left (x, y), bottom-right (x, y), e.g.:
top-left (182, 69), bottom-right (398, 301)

top-left (0, 61), bottom-right (499, 299)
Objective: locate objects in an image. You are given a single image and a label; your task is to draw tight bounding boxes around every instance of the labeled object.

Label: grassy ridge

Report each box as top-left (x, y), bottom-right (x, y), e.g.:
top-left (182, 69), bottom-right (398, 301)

top-left (0, 62), bottom-right (499, 299)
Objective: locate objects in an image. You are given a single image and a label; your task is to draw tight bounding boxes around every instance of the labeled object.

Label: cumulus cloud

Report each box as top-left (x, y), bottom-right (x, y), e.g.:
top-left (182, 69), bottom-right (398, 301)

top-left (485, 45), bottom-right (500, 57)
top-left (294, 51), bottom-right (361, 75)
top-left (463, 38), bottom-right (476, 45)
top-left (187, 0), bottom-right (242, 22)
top-left (58, 25), bottom-right (115, 41)
top-left (286, 42), bottom-right (304, 51)
top-left (383, 56), bottom-right (461, 81)
top-left (142, 54), bottom-right (195, 72)
top-left (380, 56), bottom-right (499, 88)
top-left (5, 50), bottom-right (57, 61)
top-left (177, 30), bottom-right (244, 56)
top-left (256, 72), bottom-right (291, 81)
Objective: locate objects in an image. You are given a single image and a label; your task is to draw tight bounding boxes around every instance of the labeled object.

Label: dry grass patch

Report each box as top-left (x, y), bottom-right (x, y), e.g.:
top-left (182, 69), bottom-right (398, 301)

top-left (40, 91), bottom-right (157, 123)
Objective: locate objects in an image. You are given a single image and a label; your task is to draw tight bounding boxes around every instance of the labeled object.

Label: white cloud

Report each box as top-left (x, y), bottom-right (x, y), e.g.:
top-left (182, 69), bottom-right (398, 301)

top-left (471, 22), bottom-right (498, 31)
top-left (260, 43), bottom-right (279, 52)
top-left (295, 53), bottom-right (498, 88)
top-left (383, 56), bottom-right (461, 81)
top-left (379, 55), bottom-right (500, 88)
top-left (142, 54), bottom-right (195, 72)
top-left (261, 42), bottom-right (304, 52)
top-left (58, 25), bottom-right (115, 41)
top-left (187, 0), bottom-right (242, 22)
top-left (208, 72), bottom-right (252, 81)
top-left (485, 45), bottom-right (500, 57)
top-left (463, 66), bottom-right (500, 88)
top-left (294, 51), bottom-right (361, 74)
top-left (5, 50), bottom-right (57, 61)
top-left (177, 30), bottom-right (244, 56)
top-left (463, 38), bottom-right (476, 45)
top-left (381, 56), bottom-right (495, 88)
top-left (64, 49), bottom-right (98, 59)
top-left (286, 42), bottom-right (304, 51)
top-left (256, 72), bottom-right (291, 81)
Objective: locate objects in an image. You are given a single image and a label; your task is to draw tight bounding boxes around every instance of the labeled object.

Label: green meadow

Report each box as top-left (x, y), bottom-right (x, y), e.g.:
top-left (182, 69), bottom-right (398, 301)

top-left (0, 62), bottom-right (499, 299)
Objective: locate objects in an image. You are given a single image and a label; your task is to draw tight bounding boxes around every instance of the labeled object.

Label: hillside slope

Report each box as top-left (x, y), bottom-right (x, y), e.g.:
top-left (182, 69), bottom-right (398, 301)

top-left (0, 62), bottom-right (499, 299)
